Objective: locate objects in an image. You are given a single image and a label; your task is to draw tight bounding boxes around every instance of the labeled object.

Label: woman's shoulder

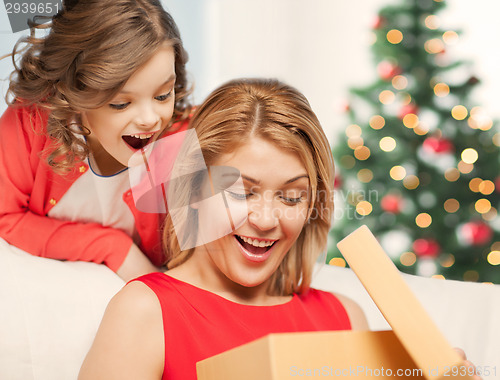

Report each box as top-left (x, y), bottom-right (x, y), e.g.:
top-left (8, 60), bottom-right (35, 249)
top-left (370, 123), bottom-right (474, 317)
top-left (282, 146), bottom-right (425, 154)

top-left (112, 279), bottom-right (162, 318)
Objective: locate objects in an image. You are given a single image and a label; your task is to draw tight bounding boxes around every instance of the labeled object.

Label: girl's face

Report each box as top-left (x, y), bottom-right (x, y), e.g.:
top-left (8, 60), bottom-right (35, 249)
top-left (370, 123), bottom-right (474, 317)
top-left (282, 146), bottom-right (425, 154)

top-left (193, 136), bottom-right (310, 296)
top-left (81, 44), bottom-right (176, 174)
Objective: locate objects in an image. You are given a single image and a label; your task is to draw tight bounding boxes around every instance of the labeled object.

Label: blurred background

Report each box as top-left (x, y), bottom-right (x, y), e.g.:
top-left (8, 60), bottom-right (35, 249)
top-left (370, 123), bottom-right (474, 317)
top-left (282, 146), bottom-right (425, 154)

top-left (1, 0), bottom-right (499, 282)
top-left (1, 0), bottom-right (499, 136)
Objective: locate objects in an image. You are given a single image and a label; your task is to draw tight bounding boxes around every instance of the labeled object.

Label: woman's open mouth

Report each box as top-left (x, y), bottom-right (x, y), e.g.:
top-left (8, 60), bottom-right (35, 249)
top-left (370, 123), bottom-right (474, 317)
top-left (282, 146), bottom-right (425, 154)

top-left (122, 132), bottom-right (157, 151)
top-left (235, 235), bottom-right (277, 262)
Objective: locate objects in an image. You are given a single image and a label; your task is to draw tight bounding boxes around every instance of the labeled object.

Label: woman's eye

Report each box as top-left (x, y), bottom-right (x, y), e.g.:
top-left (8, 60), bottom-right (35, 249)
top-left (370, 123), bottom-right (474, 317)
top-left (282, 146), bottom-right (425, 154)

top-left (155, 90), bottom-right (173, 102)
top-left (281, 196), bottom-right (304, 206)
top-left (225, 190), bottom-right (251, 201)
top-left (109, 102), bottom-right (130, 110)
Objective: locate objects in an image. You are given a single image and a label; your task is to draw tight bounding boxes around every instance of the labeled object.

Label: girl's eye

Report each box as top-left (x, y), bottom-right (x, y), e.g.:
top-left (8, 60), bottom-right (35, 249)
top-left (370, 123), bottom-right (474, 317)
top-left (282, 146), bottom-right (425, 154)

top-left (109, 102), bottom-right (130, 110)
top-left (225, 190), bottom-right (252, 201)
top-left (155, 90), bottom-right (173, 102)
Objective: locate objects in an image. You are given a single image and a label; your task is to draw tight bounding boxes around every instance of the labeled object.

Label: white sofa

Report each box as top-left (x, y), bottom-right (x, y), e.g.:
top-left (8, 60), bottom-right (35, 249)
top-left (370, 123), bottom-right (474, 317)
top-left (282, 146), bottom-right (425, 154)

top-left (1, 239), bottom-right (499, 380)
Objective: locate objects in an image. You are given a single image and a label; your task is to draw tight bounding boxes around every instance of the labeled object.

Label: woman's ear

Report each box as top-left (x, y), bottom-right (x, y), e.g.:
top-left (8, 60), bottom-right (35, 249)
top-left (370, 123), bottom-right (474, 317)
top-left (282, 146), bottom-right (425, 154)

top-left (189, 190), bottom-right (201, 209)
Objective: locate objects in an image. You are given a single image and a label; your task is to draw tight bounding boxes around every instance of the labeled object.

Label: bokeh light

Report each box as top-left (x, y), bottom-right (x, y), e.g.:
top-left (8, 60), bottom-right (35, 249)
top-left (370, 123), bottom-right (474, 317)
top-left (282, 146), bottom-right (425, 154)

top-left (415, 213), bottom-right (432, 228)
top-left (400, 251), bottom-right (417, 266)
top-left (444, 168), bottom-right (460, 182)
top-left (357, 168), bottom-right (374, 183)
top-left (329, 257), bottom-right (347, 267)
top-left (442, 31), bottom-right (459, 45)
top-left (451, 105), bottom-right (468, 120)
top-left (457, 160), bottom-right (474, 174)
top-left (461, 148), bottom-right (478, 164)
top-left (433, 82), bottom-right (449, 97)
top-left (444, 198), bottom-right (459, 213)
top-left (390, 165), bottom-right (406, 180)
top-left (424, 15), bottom-right (440, 30)
top-left (468, 177), bottom-right (482, 192)
top-left (379, 136), bottom-right (397, 152)
top-left (487, 251), bottom-right (500, 266)
top-left (403, 175), bottom-right (420, 190)
top-left (403, 113), bottom-right (419, 129)
top-left (479, 180), bottom-right (495, 195)
top-left (340, 155), bottom-right (355, 169)
top-left (369, 115), bottom-right (386, 130)
top-left (345, 124), bottom-right (362, 138)
top-left (463, 270), bottom-right (479, 282)
top-left (475, 199), bottom-right (491, 214)
top-left (379, 90), bottom-right (396, 104)
top-left (392, 75), bottom-right (408, 90)
top-left (347, 136), bottom-right (364, 150)
top-left (354, 146), bottom-right (371, 160)
top-left (424, 38), bottom-right (444, 54)
top-left (439, 253), bottom-right (455, 268)
top-left (356, 201), bottom-right (373, 216)
top-left (387, 29), bottom-right (403, 44)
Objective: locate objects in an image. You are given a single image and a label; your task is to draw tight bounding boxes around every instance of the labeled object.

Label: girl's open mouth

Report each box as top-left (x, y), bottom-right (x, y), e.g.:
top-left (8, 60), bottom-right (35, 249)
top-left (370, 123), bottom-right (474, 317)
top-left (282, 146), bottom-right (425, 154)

top-left (122, 132), bottom-right (156, 151)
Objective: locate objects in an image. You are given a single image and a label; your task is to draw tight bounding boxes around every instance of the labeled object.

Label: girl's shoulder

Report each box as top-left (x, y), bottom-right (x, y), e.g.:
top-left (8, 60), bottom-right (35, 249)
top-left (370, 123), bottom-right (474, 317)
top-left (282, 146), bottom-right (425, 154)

top-left (1, 102), bottom-right (49, 134)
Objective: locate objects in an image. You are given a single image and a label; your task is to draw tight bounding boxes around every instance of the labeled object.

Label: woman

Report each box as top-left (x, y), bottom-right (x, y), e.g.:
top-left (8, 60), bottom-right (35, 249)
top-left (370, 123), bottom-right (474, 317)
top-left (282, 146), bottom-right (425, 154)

top-left (78, 78), bottom-right (373, 379)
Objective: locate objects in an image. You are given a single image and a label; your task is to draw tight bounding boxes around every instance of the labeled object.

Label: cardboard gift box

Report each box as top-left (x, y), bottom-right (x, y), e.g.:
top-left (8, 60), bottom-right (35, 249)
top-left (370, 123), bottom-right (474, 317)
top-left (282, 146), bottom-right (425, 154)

top-left (197, 226), bottom-right (473, 380)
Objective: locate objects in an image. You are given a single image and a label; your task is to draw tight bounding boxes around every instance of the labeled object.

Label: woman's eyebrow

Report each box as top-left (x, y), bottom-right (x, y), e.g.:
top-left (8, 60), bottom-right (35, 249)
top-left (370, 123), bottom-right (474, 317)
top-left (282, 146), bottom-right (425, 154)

top-left (284, 174), bottom-right (309, 185)
top-left (241, 174), bottom-right (309, 185)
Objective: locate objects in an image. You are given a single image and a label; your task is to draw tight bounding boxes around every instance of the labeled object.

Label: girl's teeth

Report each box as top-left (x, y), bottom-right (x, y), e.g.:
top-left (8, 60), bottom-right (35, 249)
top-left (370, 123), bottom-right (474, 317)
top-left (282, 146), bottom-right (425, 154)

top-left (130, 133), bottom-right (154, 139)
top-left (240, 236), bottom-right (274, 247)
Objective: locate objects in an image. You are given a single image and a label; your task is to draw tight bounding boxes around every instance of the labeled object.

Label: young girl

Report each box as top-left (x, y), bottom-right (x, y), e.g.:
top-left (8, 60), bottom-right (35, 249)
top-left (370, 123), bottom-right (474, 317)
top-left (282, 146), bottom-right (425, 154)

top-left (78, 78), bottom-right (369, 380)
top-left (0, 0), bottom-right (192, 281)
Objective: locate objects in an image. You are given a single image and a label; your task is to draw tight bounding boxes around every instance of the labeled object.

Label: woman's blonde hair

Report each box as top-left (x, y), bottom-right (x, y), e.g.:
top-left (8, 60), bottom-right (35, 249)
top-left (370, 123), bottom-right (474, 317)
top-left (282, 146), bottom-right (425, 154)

top-left (5, 0), bottom-right (192, 171)
top-left (164, 78), bottom-right (334, 296)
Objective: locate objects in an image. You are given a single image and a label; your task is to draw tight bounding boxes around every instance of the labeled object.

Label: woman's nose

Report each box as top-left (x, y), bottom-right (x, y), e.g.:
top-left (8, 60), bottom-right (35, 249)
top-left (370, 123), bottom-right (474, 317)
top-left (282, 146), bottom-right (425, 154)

top-left (247, 197), bottom-right (279, 231)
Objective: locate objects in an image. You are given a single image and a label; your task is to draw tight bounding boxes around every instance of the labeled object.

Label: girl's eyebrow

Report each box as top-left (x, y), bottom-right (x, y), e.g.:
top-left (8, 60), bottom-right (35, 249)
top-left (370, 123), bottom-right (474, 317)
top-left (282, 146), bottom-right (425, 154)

top-left (118, 74), bottom-right (176, 94)
top-left (242, 174), bottom-right (309, 185)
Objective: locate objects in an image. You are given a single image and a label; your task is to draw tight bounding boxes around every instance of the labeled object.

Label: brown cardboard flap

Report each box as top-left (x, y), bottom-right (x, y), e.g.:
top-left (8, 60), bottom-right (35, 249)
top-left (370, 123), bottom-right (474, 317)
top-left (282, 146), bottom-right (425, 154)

top-left (337, 225), bottom-right (472, 380)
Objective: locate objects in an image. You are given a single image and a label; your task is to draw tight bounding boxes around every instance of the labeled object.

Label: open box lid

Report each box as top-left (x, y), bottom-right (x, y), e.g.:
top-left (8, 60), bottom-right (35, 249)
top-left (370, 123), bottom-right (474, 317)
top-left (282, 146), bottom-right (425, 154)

top-left (337, 225), bottom-right (473, 380)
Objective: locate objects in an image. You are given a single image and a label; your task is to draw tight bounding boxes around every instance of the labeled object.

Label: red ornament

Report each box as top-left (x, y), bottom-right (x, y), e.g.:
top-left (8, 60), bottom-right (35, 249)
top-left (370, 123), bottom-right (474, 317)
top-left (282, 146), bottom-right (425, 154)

top-left (334, 174), bottom-right (343, 189)
top-left (398, 103), bottom-right (419, 119)
top-left (467, 76), bottom-right (480, 85)
top-left (422, 136), bottom-right (454, 154)
top-left (381, 194), bottom-right (403, 214)
top-left (412, 238), bottom-right (440, 258)
top-left (377, 61), bottom-right (402, 81)
top-left (340, 101), bottom-right (351, 113)
top-left (372, 15), bottom-right (386, 29)
top-left (460, 221), bottom-right (493, 246)
top-left (495, 177), bottom-right (500, 193)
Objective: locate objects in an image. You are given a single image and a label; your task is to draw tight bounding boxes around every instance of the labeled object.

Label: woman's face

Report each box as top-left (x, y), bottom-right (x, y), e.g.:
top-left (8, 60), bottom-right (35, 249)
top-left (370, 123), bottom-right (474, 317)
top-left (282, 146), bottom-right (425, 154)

top-left (194, 136), bottom-right (311, 293)
top-left (81, 44), bottom-right (176, 174)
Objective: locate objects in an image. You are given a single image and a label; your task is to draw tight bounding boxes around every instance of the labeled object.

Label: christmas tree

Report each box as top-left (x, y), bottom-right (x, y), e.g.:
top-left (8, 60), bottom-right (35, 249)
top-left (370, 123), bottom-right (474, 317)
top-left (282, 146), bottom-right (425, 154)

top-left (328, 0), bottom-right (500, 283)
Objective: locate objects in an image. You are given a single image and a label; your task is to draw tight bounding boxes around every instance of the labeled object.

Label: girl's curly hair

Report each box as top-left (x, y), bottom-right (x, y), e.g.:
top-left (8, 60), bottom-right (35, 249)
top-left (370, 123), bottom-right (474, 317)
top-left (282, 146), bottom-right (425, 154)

top-left (5, 0), bottom-right (192, 172)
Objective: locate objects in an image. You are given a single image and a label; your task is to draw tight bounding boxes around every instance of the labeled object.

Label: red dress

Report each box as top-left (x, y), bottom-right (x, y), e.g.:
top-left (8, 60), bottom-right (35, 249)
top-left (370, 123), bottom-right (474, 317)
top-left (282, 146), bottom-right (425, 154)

top-left (133, 273), bottom-right (351, 380)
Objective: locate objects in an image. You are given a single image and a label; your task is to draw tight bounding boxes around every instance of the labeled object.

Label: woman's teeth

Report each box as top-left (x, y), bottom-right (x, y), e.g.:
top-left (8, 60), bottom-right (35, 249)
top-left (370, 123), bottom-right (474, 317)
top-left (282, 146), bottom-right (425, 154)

top-left (238, 235), bottom-right (275, 248)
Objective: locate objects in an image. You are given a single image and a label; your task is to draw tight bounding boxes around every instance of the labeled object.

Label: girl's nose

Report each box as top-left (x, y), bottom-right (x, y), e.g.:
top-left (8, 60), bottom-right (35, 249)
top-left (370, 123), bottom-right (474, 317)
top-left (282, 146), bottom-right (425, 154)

top-left (136, 102), bottom-right (160, 129)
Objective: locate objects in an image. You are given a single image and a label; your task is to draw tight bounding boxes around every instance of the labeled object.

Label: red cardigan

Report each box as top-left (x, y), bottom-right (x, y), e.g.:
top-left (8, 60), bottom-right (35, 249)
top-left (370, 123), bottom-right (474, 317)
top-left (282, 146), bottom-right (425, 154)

top-left (0, 105), bottom-right (188, 271)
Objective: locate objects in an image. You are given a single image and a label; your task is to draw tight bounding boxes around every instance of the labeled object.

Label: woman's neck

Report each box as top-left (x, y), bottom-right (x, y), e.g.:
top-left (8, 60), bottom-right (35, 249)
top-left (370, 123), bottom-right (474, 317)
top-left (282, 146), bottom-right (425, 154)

top-left (166, 255), bottom-right (291, 306)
